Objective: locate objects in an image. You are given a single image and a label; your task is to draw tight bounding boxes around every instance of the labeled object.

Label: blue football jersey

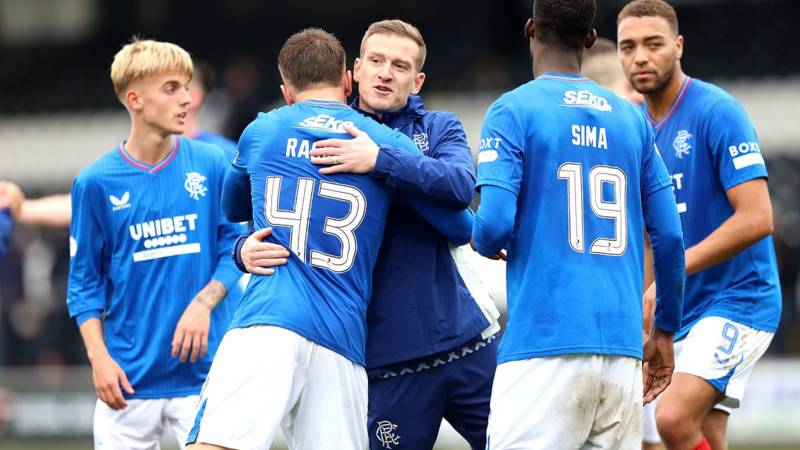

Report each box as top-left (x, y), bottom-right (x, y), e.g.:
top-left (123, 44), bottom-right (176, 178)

top-left (67, 137), bottom-right (242, 399)
top-left (647, 77), bottom-right (781, 339)
top-left (476, 73), bottom-right (673, 363)
top-left (228, 100), bottom-right (432, 365)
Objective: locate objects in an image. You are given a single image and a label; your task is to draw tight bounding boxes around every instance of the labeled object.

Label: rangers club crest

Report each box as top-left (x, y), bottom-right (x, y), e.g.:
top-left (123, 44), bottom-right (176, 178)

top-left (184, 172), bottom-right (208, 200)
top-left (673, 130), bottom-right (692, 159)
top-left (412, 133), bottom-right (430, 153)
top-left (376, 420), bottom-right (400, 449)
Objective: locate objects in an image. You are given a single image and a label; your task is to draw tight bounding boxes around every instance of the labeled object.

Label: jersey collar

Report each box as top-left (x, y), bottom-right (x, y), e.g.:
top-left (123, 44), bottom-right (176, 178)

top-left (646, 76), bottom-right (692, 129)
top-left (539, 72), bottom-right (592, 82)
top-left (300, 99), bottom-right (350, 109)
top-left (118, 137), bottom-right (180, 174)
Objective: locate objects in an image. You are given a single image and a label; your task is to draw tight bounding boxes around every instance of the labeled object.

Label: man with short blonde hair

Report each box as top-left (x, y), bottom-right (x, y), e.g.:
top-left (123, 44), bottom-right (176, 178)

top-left (68, 38), bottom-right (241, 449)
top-left (360, 19), bottom-right (427, 71)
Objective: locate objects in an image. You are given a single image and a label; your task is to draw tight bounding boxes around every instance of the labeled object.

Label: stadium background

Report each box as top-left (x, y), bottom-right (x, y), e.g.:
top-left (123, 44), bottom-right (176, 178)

top-left (0, 0), bottom-right (799, 448)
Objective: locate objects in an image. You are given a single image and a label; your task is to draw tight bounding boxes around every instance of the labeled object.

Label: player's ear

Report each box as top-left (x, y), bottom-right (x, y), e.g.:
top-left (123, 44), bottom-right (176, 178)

top-left (126, 89), bottom-right (143, 112)
top-left (353, 58), bottom-right (362, 83)
top-left (524, 18), bottom-right (534, 39)
top-left (585, 29), bottom-right (598, 49)
top-left (344, 70), bottom-right (353, 98)
top-left (675, 34), bottom-right (684, 60)
top-left (280, 84), bottom-right (295, 106)
top-left (411, 71), bottom-right (426, 95)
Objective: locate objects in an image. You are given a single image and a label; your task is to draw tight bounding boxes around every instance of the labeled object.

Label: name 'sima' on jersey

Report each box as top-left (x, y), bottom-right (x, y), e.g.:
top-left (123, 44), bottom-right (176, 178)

top-left (475, 75), bottom-right (672, 363)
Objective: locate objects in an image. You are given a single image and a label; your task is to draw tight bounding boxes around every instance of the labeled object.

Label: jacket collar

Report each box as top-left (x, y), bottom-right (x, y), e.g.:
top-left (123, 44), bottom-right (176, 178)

top-left (350, 95), bottom-right (426, 128)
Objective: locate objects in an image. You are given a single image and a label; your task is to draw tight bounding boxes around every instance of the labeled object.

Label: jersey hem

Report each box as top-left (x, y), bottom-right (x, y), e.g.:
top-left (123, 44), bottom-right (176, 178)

top-left (230, 320), bottom-right (365, 366)
top-left (497, 347), bottom-right (642, 364)
top-left (123, 386), bottom-right (201, 400)
top-left (366, 323), bottom-right (488, 370)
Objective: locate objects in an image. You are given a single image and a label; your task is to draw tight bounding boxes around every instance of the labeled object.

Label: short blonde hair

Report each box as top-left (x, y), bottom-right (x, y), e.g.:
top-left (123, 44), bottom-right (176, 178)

top-left (110, 38), bottom-right (193, 99)
top-left (360, 20), bottom-right (426, 71)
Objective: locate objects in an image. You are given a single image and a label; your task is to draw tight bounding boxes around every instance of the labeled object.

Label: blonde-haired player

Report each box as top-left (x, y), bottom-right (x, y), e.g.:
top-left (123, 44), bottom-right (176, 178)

top-left (67, 38), bottom-right (242, 449)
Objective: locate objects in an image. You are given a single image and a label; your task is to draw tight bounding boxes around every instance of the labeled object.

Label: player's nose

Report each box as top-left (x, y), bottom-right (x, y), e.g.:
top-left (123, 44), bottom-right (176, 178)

top-left (377, 63), bottom-right (392, 80)
top-left (179, 89), bottom-right (191, 106)
top-left (634, 46), bottom-right (649, 65)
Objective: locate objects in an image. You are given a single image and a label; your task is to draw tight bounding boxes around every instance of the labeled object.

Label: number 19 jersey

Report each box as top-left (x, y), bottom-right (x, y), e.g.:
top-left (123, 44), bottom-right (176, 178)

top-left (229, 100), bottom-right (422, 366)
top-left (476, 73), bottom-right (673, 363)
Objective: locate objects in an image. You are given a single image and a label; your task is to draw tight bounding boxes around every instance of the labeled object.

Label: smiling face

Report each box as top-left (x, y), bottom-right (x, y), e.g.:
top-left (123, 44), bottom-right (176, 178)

top-left (617, 15), bottom-right (683, 95)
top-left (127, 72), bottom-right (192, 135)
top-left (354, 33), bottom-right (425, 115)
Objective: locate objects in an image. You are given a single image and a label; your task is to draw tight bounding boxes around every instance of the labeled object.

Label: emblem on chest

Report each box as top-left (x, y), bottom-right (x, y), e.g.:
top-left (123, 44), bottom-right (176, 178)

top-left (672, 130), bottom-right (693, 159)
top-left (185, 172), bottom-right (207, 200)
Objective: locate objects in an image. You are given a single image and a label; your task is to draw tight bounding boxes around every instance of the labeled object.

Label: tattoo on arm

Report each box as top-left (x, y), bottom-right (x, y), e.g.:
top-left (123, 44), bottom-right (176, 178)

top-left (193, 280), bottom-right (228, 310)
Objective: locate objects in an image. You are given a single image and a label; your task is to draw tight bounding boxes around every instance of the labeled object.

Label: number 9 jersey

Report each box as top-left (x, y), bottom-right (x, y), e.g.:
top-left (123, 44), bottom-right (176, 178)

top-left (226, 100), bottom-right (424, 366)
top-left (476, 73), bottom-right (675, 363)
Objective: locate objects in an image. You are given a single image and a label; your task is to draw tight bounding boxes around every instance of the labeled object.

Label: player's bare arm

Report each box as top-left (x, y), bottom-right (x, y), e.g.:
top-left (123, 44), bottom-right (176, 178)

top-left (239, 227), bottom-right (290, 275)
top-left (79, 318), bottom-right (135, 410)
top-left (310, 123), bottom-right (380, 174)
top-left (684, 178), bottom-right (773, 275)
top-left (18, 193), bottom-right (71, 229)
top-left (644, 178), bottom-right (772, 299)
top-left (0, 181), bottom-right (25, 218)
top-left (172, 280), bottom-right (228, 363)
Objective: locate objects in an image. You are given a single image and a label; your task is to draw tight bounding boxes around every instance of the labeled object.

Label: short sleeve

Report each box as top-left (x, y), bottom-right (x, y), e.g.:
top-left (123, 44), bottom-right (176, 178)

top-left (475, 99), bottom-right (526, 195)
top-left (640, 120), bottom-right (673, 197)
top-left (706, 98), bottom-right (767, 191)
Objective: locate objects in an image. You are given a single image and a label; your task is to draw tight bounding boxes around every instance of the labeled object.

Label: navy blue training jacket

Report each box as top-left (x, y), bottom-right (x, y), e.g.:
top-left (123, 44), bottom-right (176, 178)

top-left (356, 95), bottom-right (489, 371)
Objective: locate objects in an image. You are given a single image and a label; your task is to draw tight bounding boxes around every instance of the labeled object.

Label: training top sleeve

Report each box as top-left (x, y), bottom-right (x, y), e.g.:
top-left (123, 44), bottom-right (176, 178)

top-left (706, 98), bottom-right (767, 191)
top-left (372, 112), bottom-right (475, 208)
top-left (66, 175), bottom-right (108, 323)
top-left (384, 128), bottom-right (474, 245)
top-left (475, 98), bottom-right (526, 195)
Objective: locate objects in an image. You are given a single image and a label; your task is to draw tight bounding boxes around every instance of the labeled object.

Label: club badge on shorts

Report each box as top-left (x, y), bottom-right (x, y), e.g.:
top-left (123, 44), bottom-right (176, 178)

top-left (376, 420), bottom-right (400, 449)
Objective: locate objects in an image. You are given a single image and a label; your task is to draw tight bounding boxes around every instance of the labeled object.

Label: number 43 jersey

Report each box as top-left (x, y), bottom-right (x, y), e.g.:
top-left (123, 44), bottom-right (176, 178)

top-left (477, 73), bottom-right (673, 363)
top-left (229, 100), bottom-right (424, 366)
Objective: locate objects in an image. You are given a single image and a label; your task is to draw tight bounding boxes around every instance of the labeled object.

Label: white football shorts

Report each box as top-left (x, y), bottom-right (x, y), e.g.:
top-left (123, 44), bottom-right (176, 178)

top-left (94, 395), bottom-right (198, 450)
top-left (487, 354), bottom-right (642, 450)
top-left (674, 316), bottom-right (773, 411)
top-left (187, 325), bottom-right (368, 450)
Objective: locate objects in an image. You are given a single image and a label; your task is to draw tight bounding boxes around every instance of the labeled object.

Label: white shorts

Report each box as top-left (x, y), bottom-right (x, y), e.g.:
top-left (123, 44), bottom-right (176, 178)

top-left (642, 401), bottom-right (660, 444)
top-left (188, 325), bottom-right (368, 450)
top-left (674, 316), bottom-right (773, 410)
top-left (487, 354), bottom-right (642, 450)
top-left (94, 395), bottom-right (198, 450)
